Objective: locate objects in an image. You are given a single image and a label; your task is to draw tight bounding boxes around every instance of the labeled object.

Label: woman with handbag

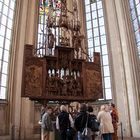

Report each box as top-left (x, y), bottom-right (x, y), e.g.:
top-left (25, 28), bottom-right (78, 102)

top-left (74, 103), bottom-right (92, 140)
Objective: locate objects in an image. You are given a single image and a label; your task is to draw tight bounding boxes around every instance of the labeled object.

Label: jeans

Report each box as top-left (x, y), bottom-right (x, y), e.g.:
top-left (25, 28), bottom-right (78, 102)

top-left (59, 130), bottom-right (73, 140)
top-left (102, 133), bottom-right (112, 140)
top-left (77, 131), bottom-right (92, 140)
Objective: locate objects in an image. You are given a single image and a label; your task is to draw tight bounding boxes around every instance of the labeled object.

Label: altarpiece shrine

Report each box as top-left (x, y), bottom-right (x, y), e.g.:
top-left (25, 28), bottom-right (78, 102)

top-left (21, 0), bottom-right (103, 102)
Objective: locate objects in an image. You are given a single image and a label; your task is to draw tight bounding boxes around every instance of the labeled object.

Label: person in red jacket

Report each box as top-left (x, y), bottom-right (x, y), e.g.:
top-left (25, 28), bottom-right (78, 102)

top-left (110, 103), bottom-right (119, 140)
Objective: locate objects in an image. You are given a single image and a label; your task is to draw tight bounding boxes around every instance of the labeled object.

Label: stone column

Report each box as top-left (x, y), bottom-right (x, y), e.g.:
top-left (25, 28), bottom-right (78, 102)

top-left (113, 0), bottom-right (140, 137)
top-left (20, 1), bottom-right (39, 139)
top-left (25, 0), bottom-right (39, 45)
top-left (9, 0), bottom-right (29, 139)
top-left (9, 0), bottom-right (39, 139)
top-left (103, 0), bottom-right (131, 137)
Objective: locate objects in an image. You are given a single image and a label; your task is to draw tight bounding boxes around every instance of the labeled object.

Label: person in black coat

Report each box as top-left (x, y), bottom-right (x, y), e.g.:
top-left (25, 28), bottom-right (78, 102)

top-left (56, 105), bottom-right (74, 140)
top-left (74, 103), bottom-right (92, 140)
top-left (87, 106), bottom-right (97, 140)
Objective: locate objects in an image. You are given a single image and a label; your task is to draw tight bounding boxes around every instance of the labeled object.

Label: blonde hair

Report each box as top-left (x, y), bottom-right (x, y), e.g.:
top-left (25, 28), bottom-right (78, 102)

top-left (100, 105), bottom-right (105, 111)
top-left (60, 105), bottom-right (67, 112)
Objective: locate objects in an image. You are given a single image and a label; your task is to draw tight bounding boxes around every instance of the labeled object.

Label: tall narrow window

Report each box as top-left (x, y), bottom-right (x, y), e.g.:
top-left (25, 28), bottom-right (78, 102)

top-left (37, 0), bottom-right (61, 56)
top-left (129, 0), bottom-right (140, 57)
top-left (85, 0), bottom-right (112, 100)
top-left (0, 0), bottom-right (16, 99)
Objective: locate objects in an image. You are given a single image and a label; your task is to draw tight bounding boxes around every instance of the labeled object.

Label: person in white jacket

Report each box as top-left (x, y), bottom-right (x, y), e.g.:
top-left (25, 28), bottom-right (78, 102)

top-left (97, 105), bottom-right (114, 140)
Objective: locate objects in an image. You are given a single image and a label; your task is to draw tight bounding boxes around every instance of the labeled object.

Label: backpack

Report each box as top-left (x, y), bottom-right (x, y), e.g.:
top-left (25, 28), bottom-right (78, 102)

top-left (90, 117), bottom-right (100, 132)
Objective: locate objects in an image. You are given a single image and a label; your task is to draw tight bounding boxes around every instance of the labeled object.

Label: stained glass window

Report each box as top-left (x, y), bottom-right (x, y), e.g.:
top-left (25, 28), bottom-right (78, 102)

top-left (84, 0), bottom-right (112, 100)
top-left (0, 0), bottom-right (16, 99)
top-left (37, 0), bottom-right (61, 56)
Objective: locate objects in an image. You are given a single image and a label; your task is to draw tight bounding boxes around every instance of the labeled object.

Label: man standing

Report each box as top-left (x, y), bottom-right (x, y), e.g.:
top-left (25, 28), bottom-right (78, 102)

top-left (97, 105), bottom-right (114, 140)
top-left (41, 106), bottom-right (53, 140)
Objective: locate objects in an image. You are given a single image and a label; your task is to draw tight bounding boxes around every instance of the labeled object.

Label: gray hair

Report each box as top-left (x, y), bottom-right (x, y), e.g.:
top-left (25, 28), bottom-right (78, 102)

top-left (60, 105), bottom-right (67, 112)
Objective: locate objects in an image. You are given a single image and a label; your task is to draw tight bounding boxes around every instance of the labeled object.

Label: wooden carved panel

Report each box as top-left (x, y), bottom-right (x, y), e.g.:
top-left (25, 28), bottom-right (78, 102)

top-left (22, 57), bottom-right (46, 98)
top-left (83, 62), bottom-right (103, 100)
top-left (55, 46), bottom-right (74, 69)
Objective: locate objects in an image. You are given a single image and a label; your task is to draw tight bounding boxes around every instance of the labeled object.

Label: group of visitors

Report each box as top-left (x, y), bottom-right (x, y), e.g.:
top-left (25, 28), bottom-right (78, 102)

top-left (40, 102), bottom-right (119, 140)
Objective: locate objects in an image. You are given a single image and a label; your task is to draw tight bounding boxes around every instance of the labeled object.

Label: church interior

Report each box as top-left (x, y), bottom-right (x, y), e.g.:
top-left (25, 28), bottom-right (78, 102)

top-left (0, 0), bottom-right (140, 139)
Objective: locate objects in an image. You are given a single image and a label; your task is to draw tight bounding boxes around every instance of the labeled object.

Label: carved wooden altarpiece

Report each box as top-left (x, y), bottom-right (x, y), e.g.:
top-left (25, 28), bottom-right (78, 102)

top-left (22, 45), bottom-right (102, 102)
top-left (21, 0), bottom-right (103, 102)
